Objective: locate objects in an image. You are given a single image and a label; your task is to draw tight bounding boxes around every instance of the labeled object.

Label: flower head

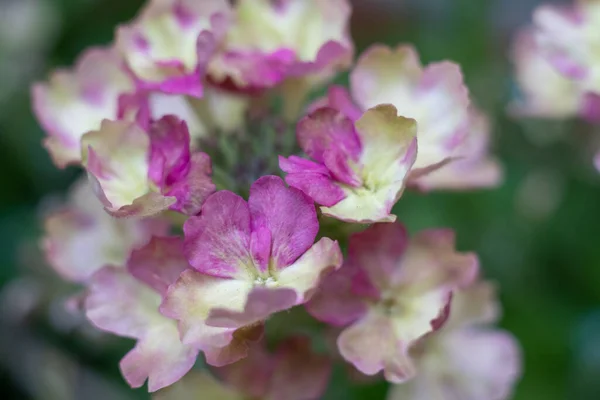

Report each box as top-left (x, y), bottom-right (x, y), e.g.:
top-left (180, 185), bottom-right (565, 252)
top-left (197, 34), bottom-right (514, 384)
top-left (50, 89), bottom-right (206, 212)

top-left (85, 237), bottom-right (197, 392)
top-left (81, 115), bottom-right (215, 217)
top-left (32, 47), bottom-right (137, 167)
top-left (116, 0), bottom-right (231, 97)
top-left (161, 175), bottom-right (342, 365)
top-left (280, 105), bottom-right (417, 223)
top-left (42, 178), bottom-right (168, 283)
top-left (307, 222), bottom-right (478, 382)
top-left (387, 282), bottom-right (522, 400)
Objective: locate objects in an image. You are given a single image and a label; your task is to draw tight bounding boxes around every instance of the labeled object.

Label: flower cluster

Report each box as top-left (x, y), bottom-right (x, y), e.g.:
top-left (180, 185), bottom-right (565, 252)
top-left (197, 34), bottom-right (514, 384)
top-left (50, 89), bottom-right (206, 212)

top-left (511, 0), bottom-right (600, 167)
top-left (33, 0), bottom-right (520, 397)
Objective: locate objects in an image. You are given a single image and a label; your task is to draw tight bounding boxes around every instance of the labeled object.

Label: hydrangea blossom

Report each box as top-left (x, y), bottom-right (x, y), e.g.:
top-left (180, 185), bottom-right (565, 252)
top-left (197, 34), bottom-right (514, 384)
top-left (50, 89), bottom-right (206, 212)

top-left (81, 115), bottom-right (215, 217)
top-left (85, 237), bottom-right (198, 392)
top-left (280, 105), bottom-right (418, 223)
top-left (153, 336), bottom-right (331, 400)
top-left (116, 0), bottom-right (231, 97)
top-left (42, 178), bottom-right (168, 283)
top-left (307, 222), bottom-right (478, 382)
top-left (161, 175), bottom-right (342, 365)
top-left (387, 281), bottom-right (522, 400)
top-left (32, 47), bottom-right (136, 167)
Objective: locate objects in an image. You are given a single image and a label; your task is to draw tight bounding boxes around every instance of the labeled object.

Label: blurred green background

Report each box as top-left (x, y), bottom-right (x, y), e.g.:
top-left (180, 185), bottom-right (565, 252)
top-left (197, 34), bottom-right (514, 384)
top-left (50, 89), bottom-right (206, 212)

top-left (1, 0), bottom-right (599, 399)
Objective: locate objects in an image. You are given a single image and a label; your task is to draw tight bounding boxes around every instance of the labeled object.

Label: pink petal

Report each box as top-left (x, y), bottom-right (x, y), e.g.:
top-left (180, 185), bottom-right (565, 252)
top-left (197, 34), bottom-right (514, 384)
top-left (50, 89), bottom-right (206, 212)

top-left (348, 222), bottom-right (410, 291)
top-left (127, 236), bottom-right (190, 296)
top-left (183, 191), bottom-right (253, 279)
top-left (166, 152), bottom-right (217, 216)
top-left (148, 116), bottom-right (191, 187)
top-left (120, 323), bottom-right (198, 392)
top-left (306, 261), bottom-right (369, 327)
top-left (266, 336), bottom-right (333, 400)
top-left (248, 175), bottom-right (319, 269)
top-left (338, 311), bottom-right (416, 383)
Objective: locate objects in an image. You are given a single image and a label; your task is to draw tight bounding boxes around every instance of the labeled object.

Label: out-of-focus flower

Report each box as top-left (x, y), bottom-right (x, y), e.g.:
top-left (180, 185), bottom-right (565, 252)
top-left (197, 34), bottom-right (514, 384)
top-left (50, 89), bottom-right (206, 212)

top-left (510, 30), bottom-right (583, 119)
top-left (387, 282), bottom-right (522, 400)
top-left (512, 0), bottom-right (600, 122)
top-left (153, 336), bottom-right (331, 400)
top-left (42, 178), bottom-right (168, 283)
top-left (85, 237), bottom-right (198, 392)
top-left (209, 0), bottom-right (353, 88)
top-left (116, 0), bottom-right (231, 98)
top-left (32, 47), bottom-right (137, 167)
top-left (414, 109), bottom-right (503, 190)
top-left (280, 105), bottom-right (417, 223)
top-left (81, 115), bottom-right (216, 217)
top-left (161, 176), bottom-right (342, 366)
top-left (307, 222), bottom-right (478, 382)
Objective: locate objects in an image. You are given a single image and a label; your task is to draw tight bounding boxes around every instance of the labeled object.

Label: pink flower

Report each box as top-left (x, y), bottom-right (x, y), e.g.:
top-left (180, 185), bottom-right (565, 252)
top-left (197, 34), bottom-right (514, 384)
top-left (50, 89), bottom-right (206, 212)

top-left (312, 44), bottom-right (499, 190)
top-left (510, 30), bottom-right (583, 119)
top-left (116, 0), bottom-right (231, 97)
top-left (32, 47), bottom-right (138, 167)
top-left (81, 115), bottom-right (215, 217)
top-left (207, 0), bottom-right (353, 93)
top-left (161, 175), bottom-right (342, 366)
top-left (387, 281), bottom-right (522, 400)
top-left (511, 1), bottom-right (600, 122)
top-left (85, 237), bottom-right (198, 392)
top-left (307, 222), bottom-right (478, 382)
top-left (280, 105), bottom-right (417, 223)
top-left (41, 178), bottom-right (168, 283)
top-left (153, 336), bottom-right (332, 400)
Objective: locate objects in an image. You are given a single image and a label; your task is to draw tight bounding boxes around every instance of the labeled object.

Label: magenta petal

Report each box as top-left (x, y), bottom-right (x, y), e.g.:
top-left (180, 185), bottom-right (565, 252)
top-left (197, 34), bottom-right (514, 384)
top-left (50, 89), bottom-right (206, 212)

top-left (166, 152), bottom-right (217, 216)
top-left (581, 92), bottom-right (600, 123)
top-left (326, 85), bottom-right (363, 121)
top-left (183, 191), bottom-right (252, 279)
top-left (127, 236), bottom-right (189, 296)
top-left (206, 287), bottom-right (298, 329)
top-left (248, 176), bottom-right (318, 269)
top-left (148, 116), bottom-right (191, 187)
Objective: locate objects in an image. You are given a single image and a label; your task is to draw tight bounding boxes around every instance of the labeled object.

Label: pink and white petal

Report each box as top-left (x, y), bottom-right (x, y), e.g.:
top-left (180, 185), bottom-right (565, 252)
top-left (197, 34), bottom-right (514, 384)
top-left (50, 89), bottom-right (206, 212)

top-left (338, 311), bottom-right (416, 383)
top-left (103, 191), bottom-right (177, 218)
top-left (120, 322), bottom-right (198, 392)
top-left (127, 236), bottom-right (190, 296)
top-left (165, 152), bottom-right (216, 216)
top-left (248, 176), bottom-right (319, 269)
top-left (183, 191), bottom-right (253, 279)
top-left (350, 44), bottom-right (422, 111)
top-left (353, 105), bottom-right (418, 217)
top-left (319, 181), bottom-right (405, 223)
top-left (266, 336), bottom-right (332, 400)
top-left (398, 229), bottom-right (479, 292)
top-left (116, 0), bottom-right (231, 95)
top-left (160, 270), bottom-right (252, 348)
top-left (32, 47), bottom-right (135, 167)
top-left (276, 238), bottom-right (342, 303)
top-left (85, 266), bottom-right (163, 339)
top-left (206, 287), bottom-right (298, 329)
top-left (152, 370), bottom-right (244, 400)
top-left (391, 329), bottom-right (522, 400)
top-left (348, 222), bottom-right (410, 291)
top-left (306, 262), bottom-right (369, 327)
